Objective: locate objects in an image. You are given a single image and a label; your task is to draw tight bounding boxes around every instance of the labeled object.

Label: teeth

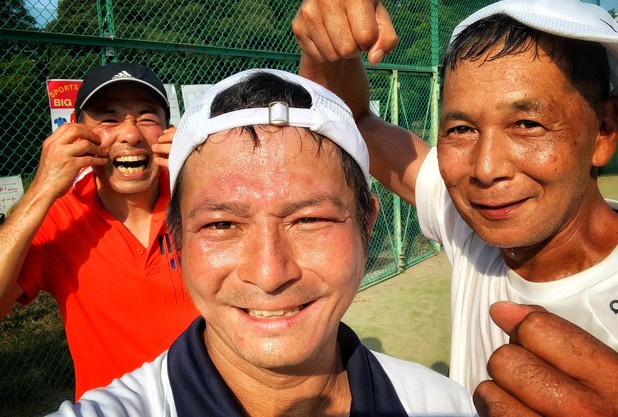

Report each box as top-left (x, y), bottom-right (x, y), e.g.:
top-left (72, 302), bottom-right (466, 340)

top-left (115, 155), bottom-right (147, 163)
top-left (248, 306), bottom-right (301, 317)
top-left (117, 166), bottom-right (144, 174)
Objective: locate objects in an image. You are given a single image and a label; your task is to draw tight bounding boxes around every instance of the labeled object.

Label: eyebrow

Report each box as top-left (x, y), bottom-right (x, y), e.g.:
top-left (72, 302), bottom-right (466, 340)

top-left (507, 99), bottom-right (541, 113)
top-left (441, 111), bottom-right (469, 123)
top-left (187, 196), bottom-right (346, 220)
top-left (441, 99), bottom-right (543, 122)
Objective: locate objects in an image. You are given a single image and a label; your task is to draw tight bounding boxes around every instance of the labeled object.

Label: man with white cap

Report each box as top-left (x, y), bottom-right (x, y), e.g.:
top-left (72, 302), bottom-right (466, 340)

top-left (0, 62), bottom-right (198, 399)
top-left (294, 0), bottom-right (618, 415)
top-left (46, 68), bottom-right (478, 417)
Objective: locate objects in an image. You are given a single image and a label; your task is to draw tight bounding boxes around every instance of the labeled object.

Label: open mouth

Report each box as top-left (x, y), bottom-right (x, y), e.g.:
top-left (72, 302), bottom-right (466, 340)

top-left (113, 155), bottom-right (148, 174)
top-left (245, 304), bottom-right (308, 318)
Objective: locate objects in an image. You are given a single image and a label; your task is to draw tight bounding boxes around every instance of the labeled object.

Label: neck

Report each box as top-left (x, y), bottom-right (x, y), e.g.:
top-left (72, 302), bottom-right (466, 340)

top-left (96, 179), bottom-right (160, 247)
top-left (207, 337), bottom-right (351, 417)
top-left (504, 194), bottom-right (618, 282)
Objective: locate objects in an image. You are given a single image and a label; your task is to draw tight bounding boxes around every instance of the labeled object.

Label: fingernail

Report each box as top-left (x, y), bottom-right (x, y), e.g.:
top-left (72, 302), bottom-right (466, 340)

top-left (370, 49), bottom-right (385, 65)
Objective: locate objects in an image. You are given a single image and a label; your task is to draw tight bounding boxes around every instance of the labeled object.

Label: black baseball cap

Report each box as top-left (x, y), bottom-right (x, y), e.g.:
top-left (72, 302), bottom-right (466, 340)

top-left (74, 62), bottom-right (170, 122)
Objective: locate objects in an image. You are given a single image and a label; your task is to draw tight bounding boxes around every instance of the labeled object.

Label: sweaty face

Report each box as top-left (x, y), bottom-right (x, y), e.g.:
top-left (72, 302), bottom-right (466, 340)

top-left (438, 45), bottom-right (604, 249)
top-left (81, 83), bottom-right (166, 196)
top-left (179, 127), bottom-right (375, 373)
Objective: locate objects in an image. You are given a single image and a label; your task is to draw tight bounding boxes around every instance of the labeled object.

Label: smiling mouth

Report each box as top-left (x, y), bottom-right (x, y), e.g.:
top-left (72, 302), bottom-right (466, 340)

top-left (472, 199), bottom-right (526, 210)
top-left (246, 304), bottom-right (306, 318)
top-left (113, 155), bottom-right (148, 174)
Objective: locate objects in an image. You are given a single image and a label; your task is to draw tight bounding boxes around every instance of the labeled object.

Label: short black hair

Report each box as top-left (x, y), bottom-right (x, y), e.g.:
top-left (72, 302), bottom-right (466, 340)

top-left (441, 14), bottom-right (610, 113)
top-left (167, 71), bottom-right (374, 251)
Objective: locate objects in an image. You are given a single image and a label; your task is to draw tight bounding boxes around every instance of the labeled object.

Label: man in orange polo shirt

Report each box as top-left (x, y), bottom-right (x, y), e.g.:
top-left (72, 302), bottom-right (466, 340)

top-left (0, 62), bottom-right (199, 399)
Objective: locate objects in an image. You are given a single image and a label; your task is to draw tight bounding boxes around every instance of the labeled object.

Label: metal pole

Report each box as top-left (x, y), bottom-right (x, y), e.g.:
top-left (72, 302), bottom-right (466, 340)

top-left (390, 70), bottom-right (404, 271)
top-left (97, 0), bottom-right (116, 63)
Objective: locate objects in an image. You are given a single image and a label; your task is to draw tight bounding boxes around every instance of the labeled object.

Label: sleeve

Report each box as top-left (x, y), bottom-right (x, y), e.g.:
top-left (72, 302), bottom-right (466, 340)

top-left (46, 353), bottom-right (175, 417)
top-left (414, 147), bottom-right (463, 265)
top-left (372, 351), bottom-right (478, 416)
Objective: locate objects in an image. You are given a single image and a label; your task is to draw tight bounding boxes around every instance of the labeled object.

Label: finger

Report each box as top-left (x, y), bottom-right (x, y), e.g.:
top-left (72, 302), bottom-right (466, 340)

top-left (492, 302), bottom-right (618, 404)
top-left (50, 123), bottom-right (102, 147)
top-left (487, 343), bottom-right (611, 416)
top-left (151, 142), bottom-right (171, 168)
top-left (367, 1), bottom-right (398, 65)
top-left (508, 309), bottom-right (618, 384)
top-left (474, 380), bottom-right (542, 417)
top-left (293, 2), bottom-right (346, 62)
top-left (67, 137), bottom-right (108, 159)
top-left (157, 127), bottom-right (176, 144)
top-left (489, 302), bottom-right (545, 336)
top-left (336, 0), bottom-right (380, 53)
top-left (152, 155), bottom-right (169, 169)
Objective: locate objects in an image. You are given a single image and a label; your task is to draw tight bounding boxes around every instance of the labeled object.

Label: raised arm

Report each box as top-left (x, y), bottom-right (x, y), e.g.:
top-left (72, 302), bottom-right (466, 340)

top-left (294, 0), bottom-right (431, 206)
top-left (0, 124), bottom-right (107, 318)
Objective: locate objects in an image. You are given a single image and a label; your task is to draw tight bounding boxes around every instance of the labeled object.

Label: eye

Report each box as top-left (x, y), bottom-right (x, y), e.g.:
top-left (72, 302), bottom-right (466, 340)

top-left (514, 120), bottom-right (541, 129)
top-left (448, 126), bottom-right (473, 135)
top-left (442, 124), bottom-right (478, 141)
top-left (298, 217), bottom-right (320, 224)
top-left (205, 221), bottom-right (233, 230)
top-left (137, 116), bottom-right (162, 126)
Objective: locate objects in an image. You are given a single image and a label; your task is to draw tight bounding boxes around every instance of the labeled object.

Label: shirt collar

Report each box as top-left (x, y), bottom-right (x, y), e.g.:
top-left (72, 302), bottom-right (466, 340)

top-left (167, 318), bottom-right (407, 417)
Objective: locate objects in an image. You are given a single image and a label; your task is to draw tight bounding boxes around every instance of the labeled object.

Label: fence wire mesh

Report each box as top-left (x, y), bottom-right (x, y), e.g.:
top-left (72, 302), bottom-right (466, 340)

top-left (1, 0), bottom-right (617, 414)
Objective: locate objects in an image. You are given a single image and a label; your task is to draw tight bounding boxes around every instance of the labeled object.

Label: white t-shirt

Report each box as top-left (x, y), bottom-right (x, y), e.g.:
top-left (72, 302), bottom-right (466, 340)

top-left (416, 147), bottom-right (618, 393)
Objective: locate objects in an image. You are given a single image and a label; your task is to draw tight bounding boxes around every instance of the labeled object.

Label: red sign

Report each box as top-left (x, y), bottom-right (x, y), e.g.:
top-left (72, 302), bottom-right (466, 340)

top-left (46, 79), bottom-right (82, 130)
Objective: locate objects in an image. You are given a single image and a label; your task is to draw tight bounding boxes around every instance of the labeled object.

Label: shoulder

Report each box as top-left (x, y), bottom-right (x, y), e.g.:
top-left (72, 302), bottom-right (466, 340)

top-left (371, 351), bottom-right (477, 416)
top-left (49, 352), bottom-right (175, 417)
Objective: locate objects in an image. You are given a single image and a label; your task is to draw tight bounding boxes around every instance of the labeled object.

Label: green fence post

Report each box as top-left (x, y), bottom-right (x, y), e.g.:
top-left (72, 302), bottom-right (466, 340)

top-left (97, 0), bottom-right (116, 63)
top-left (429, 0), bottom-right (442, 253)
top-left (390, 69), bottom-right (405, 271)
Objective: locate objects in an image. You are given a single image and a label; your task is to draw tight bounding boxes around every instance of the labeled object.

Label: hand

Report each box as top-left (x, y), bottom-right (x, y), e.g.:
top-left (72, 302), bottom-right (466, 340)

top-left (151, 126), bottom-right (176, 168)
top-left (293, 0), bottom-right (398, 65)
top-left (474, 302), bottom-right (618, 416)
top-left (29, 123), bottom-right (107, 202)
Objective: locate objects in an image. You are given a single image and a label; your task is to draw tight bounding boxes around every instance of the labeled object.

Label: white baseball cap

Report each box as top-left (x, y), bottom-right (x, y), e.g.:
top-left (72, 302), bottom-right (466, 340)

top-left (169, 69), bottom-right (370, 192)
top-left (450, 0), bottom-right (618, 93)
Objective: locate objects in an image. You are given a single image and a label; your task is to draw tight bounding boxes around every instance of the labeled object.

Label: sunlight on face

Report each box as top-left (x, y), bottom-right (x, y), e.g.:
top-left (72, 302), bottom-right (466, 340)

top-left (179, 127), bottom-right (370, 375)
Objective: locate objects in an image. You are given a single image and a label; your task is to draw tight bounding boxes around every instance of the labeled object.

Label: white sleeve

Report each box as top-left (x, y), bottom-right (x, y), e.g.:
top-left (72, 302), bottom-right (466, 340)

top-left (46, 352), bottom-right (176, 417)
top-left (372, 351), bottom-right (478, 416)
top-left (415, 147), bottom-right (466, 265)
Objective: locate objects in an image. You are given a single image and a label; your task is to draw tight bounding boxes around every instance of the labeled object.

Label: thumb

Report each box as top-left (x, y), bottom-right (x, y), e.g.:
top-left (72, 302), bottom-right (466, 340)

top-left (489, 302), bottom-right (547, 336)
top-left (367, 1), bottom-right (398, 65)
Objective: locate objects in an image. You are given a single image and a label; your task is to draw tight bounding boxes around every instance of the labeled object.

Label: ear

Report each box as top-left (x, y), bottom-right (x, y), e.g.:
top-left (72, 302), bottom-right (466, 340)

top-left (593, 97), bottom-right (618, 167)
top-left (366, 194), bottom-right (380, 237)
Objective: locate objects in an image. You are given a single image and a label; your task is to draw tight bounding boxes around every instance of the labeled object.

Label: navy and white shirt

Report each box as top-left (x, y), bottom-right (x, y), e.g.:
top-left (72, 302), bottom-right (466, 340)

top-left (50, 318), bottom-right (477, 417)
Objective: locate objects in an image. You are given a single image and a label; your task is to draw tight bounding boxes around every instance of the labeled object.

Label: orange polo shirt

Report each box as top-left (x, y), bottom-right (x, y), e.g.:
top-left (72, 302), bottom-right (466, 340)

top-left (18, 168), bottom-right (199, 399)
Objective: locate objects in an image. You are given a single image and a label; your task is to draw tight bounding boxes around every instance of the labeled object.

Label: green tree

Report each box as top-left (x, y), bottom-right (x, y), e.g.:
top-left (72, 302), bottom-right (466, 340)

top-left (1, 0), bottom-right (36, 29)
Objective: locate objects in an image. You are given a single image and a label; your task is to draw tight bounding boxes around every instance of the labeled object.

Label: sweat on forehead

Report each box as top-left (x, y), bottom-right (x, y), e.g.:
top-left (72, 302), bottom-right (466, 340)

top-left (168, 69), bottom-right (370, 193)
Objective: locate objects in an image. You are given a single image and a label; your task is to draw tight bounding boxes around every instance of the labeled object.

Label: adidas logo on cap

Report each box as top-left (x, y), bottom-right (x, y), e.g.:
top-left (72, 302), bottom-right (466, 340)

top-left (111, 70), bottom-right (135, 80)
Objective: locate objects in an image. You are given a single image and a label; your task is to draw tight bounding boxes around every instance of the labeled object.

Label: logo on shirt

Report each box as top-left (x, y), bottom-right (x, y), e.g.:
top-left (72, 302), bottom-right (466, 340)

top-left (610, 300), bottom-right (618, 314)
top-left (158, 233), bottom-right (181, 270)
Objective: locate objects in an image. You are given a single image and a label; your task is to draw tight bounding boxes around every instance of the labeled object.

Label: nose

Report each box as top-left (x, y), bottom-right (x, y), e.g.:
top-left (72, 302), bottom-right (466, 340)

top-left (471, 130), bottom-right (514, 186)
top-left (115, 118), bottom-right (144, 146)
top-left (237, 225), bottom-right (302, 293)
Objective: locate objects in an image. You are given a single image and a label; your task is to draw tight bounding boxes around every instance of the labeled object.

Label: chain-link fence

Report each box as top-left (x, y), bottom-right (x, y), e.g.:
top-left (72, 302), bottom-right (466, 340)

top-left (1, 0), bottom-right (618, 414)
